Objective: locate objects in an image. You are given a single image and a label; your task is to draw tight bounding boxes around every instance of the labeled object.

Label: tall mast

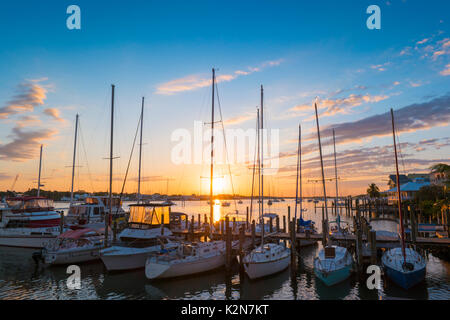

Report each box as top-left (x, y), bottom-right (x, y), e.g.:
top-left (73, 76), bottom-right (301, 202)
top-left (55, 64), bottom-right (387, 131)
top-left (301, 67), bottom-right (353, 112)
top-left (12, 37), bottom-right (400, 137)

top-left (257, 108), bottom-right (261, 228)
top-left (70, 114), bottom-right (79, 207)
top-left (105, 84), bottom-right (115, 246)
top-left (314, 102), bottom-right (329, 234)
top-left (299, 125), bottom-right (303, 219)
top-left (249, 108), bottom-right (259, 224)
top-left (210, 68), bottom-right (215, 226)
top-left (260, 85), bottom-right (264, 243)
top-left (294, 124), bottom-right (300, 222)
top-left (332, 129), bottom-right (339, 219)
top-left (37, 144), bottom-right (43, 197)
top-left (391, 108), bottom-right (406, 264)
top-left (137, 97), bottom-right (144, 203)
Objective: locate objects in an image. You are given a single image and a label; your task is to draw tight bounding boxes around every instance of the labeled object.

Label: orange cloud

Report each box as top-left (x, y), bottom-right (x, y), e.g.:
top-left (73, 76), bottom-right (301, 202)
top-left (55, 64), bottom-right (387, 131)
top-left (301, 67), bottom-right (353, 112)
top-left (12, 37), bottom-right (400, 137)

top-left (155, 59), bottom-right (283, 95)
top-left (0, 80), bottom-right (48, 119)
top-left (43, 108), bottom-right (65, 122)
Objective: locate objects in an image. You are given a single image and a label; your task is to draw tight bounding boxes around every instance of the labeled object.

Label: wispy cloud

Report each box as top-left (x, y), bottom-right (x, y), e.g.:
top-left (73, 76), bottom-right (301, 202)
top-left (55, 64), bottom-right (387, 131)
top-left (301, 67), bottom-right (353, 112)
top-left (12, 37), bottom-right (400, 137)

top-left (290, 93), bottom-right (389, 119)
top-left (0, 126), bottom-right (57, 161)
top-left (370, 62), bottom-right (390, 72)
top-left (440, 63), bottom-right (450, 76)
top-left (0, 79), bottom-right (48, 119)
top-left (43, 108), bottom-right (65, 122)
top-left (0, 173), bottom-right (12, 181)
top-left (155, 59), bottom-right (283, 95)
top-left (224, 112), bottom-right (256, 126)
top-left (302, 94), bottom-right (450, 145)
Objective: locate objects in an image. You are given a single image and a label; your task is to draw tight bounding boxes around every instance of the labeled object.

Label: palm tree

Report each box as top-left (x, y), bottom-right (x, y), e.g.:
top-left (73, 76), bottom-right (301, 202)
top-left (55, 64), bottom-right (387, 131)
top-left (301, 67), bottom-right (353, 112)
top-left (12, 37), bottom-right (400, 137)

top-left (367, 183), bottom-right (380, 198)
top-left (430, 163), bottom-right (450, 174)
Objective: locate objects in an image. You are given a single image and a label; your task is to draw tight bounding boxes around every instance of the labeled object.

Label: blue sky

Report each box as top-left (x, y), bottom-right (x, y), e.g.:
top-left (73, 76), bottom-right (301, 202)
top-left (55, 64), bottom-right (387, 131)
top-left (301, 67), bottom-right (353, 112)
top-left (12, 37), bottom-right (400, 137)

top-left (0, 0), bottom-right (449, 196)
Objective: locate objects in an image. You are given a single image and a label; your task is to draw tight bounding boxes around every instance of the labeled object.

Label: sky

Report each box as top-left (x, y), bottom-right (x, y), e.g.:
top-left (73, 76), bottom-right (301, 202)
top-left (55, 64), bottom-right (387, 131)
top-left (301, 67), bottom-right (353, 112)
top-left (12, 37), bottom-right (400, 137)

top-left (0, 0), bottom-right (449, 197)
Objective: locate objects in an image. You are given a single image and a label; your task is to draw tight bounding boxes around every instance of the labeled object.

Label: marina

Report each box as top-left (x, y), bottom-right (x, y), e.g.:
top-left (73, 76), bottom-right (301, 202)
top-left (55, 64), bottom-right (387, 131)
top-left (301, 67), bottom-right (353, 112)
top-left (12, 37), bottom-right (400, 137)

top-left (0, 1), bottom-right (449, 304)
top-left (0, 200), bottom-right (449, 300)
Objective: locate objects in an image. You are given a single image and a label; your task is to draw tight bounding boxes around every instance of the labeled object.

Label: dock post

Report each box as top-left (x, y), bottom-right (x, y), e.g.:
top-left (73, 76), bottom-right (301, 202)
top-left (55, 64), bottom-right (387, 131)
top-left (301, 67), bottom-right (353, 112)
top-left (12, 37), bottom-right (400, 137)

top-left (322, 220), bottom-right (327, 246)
top-left (59, 211), bottom-right (64, 235)
top-left (161, 214), bottom-right (165, 235)
top-left (355, 210), bottom-right (363, 272)
top-left (288, 206), bottom-right (291, 228)
top-left (246, 206), bottom-right (249, 230)
top-left (233, 217), bottom-right (236, 234)
top-left (225, 216), bottom-right (231, 271)
top-left (185, 215), bottom-right (189, 230)
top-left (276, 216), bottom-right (280, 232)
top-left (369, 230), bottom-right (377, 265)
top-left (269, 217), bottom-right (273, 233)
top-left (239, 226), bottom-right (245, 268)
top-left (113, 219), bottom-right (117, 243)
top-left (290, 220), bottom-right (296, 260)
top-left (283, 215), bottom-right (286, 233)
top-left (198, 214), bottom-right (201, 227)
top-left (251, 220), bottom-right (256, 249)
top-left (220, 219), bottom-right (224, 239)
top-left (446, 209), bottom-right (450, 237)
top-left (411, 208), bottom-right (417, 245)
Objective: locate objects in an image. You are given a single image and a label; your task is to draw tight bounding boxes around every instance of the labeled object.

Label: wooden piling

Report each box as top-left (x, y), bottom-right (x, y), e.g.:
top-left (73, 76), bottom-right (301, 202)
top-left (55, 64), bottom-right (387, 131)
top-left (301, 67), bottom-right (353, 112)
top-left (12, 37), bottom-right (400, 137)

top-left (246, 206), bottom-right (249, 230)
top-left (161, 214), bottom-right (165, 235)
top-left (283, 215), bottom-right (286, 233)
top-left (290, 220), bottom-right (296, 259)
top-left (59, 211), bottom-right (64, 234)
top-left (276, 216), bottom-right (280, 232)
top-left (288, 206), bottom-right (291, 229)
top-left (269, 217), bottom-right (273, 233)
top-left (251, 220), bottom-right (256, 249)
top-left (411, 208), bottom-right (417, 245)
top-left (322, 220), bottom-right (327, 246)
top-left (369, 230), bottom-right (377, 265)
top-left (225, 216), bottom-right (231, 271)
top-left (239, 226), bottom-right (245, 264)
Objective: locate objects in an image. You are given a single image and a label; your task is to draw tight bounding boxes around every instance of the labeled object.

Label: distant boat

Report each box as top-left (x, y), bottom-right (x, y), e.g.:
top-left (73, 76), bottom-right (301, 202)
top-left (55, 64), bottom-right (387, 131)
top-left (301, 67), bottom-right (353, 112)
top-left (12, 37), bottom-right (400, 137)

top-left (267, 199), bottom-right (273, 206)
top-left (221, 201), bottom-right (231, 207)
top-left (238, 200), bottom-right (243, 204)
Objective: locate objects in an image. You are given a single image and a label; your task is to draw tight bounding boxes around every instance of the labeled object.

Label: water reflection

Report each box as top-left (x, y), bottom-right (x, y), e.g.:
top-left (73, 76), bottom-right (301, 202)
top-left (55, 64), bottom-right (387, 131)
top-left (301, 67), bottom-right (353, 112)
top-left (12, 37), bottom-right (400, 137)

top-left (0, 200), bottom-right (448, 300)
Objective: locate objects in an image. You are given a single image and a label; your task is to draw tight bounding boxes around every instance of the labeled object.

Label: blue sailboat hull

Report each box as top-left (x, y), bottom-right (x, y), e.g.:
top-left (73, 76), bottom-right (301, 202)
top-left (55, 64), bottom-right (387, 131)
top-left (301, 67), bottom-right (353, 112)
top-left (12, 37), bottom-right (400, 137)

top-left (384, 263), bottom-right (426, 290)
top-left (314, 264), bottom-right (352, 286)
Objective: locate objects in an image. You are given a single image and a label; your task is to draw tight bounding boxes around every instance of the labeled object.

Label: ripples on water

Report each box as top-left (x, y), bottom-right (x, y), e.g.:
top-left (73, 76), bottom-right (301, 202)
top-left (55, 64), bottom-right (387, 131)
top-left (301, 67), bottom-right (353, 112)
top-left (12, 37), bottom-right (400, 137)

top-left (0, 200), bottom-right (448, 300)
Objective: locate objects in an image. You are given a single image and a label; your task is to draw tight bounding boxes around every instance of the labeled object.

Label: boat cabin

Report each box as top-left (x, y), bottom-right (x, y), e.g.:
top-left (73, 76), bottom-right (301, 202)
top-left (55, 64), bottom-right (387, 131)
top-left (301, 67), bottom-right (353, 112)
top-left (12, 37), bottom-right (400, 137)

top-left (127, 203), bottom-right (171, 229)
top-left (4, 196), bottom-right (54, 213)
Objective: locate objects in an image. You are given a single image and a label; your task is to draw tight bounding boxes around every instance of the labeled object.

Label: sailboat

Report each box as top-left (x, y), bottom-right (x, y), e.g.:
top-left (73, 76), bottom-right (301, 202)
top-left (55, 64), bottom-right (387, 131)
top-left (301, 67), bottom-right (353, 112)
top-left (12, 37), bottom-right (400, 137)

top-left (294, 124), bottom-right (317, 247)
top-left (242, 85), bottom-right (290, 280)
top-left (313, 103), bottom-right (354, 286)
top-left (146, 69), bottom-right (227, 279)
top-left (328, 129), bottom-right (350, 237)
top-left (381, 109), bottom-right (426, 289)
top-left (0, 145), bottom-right (63, 248)
top-left (64, 114), bottom-right (126, 227)
top-left (100, 95), bottom-right (178, 271)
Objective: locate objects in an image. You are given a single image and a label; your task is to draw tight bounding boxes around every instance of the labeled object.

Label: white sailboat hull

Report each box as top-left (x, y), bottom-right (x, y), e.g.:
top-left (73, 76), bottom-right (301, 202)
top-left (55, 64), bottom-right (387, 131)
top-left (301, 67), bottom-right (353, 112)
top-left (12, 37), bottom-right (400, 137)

top-left (0, 234), bottom-right (57, 248)
top-left (145, 253), bottom-right (225, 279)
top-left (244, 253), bottom-right (290, 280)
top-left (43, 246), bottom-right (102, 265)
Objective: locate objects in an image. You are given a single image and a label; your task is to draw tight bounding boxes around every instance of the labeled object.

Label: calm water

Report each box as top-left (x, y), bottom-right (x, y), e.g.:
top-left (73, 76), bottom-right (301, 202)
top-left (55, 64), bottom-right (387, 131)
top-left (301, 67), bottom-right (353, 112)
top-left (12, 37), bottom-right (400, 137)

top-left (0, 200), bottom-right (448, 300)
